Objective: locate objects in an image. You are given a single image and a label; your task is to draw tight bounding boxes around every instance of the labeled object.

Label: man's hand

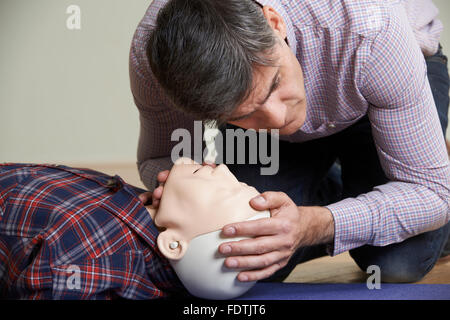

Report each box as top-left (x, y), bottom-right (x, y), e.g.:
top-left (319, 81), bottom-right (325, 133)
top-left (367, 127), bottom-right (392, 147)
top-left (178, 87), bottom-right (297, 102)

top-left (218, 191), bottom-right (335, 282)
top-left (138, 161), bottom-right (217, 208)
top-left (139, 170), bottom-right (170, 208)
top-left (138, 170), bottom-right (170, 208)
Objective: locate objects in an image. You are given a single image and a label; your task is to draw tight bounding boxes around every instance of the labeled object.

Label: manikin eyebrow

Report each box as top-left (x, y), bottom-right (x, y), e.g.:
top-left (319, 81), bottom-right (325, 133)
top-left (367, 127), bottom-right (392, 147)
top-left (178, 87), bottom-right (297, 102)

top-left (227, 68), bottom-right (281, 122)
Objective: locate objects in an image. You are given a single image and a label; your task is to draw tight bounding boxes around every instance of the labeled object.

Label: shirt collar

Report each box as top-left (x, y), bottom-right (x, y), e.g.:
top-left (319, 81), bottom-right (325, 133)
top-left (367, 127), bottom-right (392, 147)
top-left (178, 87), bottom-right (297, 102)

top-left (255, 0), bottom-right (297, 55)
top-left (100, 177), bottom-right (160, 249)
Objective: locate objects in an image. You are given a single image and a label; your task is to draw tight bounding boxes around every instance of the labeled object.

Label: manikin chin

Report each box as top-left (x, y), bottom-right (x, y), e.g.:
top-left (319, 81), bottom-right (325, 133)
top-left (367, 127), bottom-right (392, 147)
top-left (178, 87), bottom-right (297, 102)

top-left (146, 157), bottom-right (270, 299)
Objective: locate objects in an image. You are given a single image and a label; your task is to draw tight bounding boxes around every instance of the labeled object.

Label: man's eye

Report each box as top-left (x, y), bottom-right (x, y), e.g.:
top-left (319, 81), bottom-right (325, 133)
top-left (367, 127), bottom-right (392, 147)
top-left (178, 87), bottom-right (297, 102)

top-left (193, 168), bottom-right (200, 174)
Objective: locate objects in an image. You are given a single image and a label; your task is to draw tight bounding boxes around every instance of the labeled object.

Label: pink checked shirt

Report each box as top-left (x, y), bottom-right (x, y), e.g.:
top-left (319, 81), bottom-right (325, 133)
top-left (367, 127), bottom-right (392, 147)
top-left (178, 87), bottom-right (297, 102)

top-left (129, 0), bottom-right (450, 256)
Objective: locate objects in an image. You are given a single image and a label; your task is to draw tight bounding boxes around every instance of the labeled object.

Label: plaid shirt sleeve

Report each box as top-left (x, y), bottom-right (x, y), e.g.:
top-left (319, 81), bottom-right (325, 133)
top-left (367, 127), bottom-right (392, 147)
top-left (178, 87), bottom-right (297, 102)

top-left (325, 3), bottom-right (450, 255)
top-left (0, 164), bottom-right (184, 299)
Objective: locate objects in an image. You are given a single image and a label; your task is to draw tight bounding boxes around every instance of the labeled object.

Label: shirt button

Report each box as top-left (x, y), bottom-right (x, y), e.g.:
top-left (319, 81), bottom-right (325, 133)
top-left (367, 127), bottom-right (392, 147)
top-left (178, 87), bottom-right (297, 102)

top-left (327, 122), bottom-right (336, 129)
top-left (106, 177), bottom-right (121, 191)
top-left (106, 178), bottom-right (117, 187)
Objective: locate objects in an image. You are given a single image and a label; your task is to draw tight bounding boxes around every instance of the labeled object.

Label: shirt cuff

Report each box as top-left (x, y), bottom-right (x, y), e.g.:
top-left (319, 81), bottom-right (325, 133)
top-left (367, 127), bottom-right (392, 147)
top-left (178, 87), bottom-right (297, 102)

top-left (325, 197), bottom-right (374, 256)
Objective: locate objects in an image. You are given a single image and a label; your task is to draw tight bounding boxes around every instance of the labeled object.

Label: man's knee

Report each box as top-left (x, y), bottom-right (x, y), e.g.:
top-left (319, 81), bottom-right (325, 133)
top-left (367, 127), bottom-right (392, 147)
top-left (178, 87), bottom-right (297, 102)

top-left (350, 223), bottom-right (450, 283)
top-left (375, 260), bottom-right (430, 283)
top-left (350, 245), bottom-right (436, 283)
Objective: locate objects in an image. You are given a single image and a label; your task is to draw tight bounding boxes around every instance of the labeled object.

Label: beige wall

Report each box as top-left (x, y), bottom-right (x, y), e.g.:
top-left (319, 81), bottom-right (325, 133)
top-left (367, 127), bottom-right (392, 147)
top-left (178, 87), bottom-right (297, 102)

top-left (0, 0), bottom-right (151, 163)
top-left (1, 0), bottom-right (449, 165)
top-left (435, 1), bottom-right (450, 53)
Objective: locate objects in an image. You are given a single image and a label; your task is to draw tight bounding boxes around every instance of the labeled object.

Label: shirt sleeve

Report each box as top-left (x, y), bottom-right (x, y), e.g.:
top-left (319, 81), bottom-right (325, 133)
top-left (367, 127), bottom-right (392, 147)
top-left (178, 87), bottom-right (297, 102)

top-left (129, 27), bottom-right (199, 191)
top-left (325, 2), bottom-right (450, 256)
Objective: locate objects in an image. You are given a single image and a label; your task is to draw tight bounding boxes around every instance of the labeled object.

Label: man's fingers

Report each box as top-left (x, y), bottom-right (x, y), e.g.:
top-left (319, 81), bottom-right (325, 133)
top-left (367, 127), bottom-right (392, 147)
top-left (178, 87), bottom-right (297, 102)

top-left (152, 199), bottom-right (160, 208)
top-left (152, 185), bottom-right (163, 199)
top-left (224, 250), bottom-right (284, 271)
top-left (138, 169), bottom-right (170, 207)
top-left (219, 235), bottom-right (284, 256)
top-left (157, 170), bottom-right (170, 184)
top-left (249, 192), bottom-right (292, 214)
top-left (237, 260), bottom-right (287, 282)
top-left (138, 191), bottom-right (152, 204)
top-left (152, 185), bottom-right (164, 208)
top-left (137, 188), bottom-right (163, 207)
top-left (222, 217), bottom-right (285, 238)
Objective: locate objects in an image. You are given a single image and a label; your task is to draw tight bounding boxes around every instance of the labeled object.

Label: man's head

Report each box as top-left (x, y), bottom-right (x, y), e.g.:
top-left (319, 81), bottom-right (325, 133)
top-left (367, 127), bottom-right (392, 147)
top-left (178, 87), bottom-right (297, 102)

top-left (147, 0), bottom-right (306, 135)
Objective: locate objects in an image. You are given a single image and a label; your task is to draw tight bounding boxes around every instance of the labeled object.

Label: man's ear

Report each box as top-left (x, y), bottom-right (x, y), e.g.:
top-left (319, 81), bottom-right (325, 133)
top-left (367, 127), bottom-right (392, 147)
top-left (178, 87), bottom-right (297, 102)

top-left (262, 5), bottom-right (287, 40)
top-left (157, 229), bottom-right (188, 260)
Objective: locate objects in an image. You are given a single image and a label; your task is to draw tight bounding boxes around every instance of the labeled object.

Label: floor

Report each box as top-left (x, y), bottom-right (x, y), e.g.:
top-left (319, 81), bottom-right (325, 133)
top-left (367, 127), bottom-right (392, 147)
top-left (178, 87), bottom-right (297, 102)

top-left (63, 161), bottom-right (450, 285)
top-left (284, 251), bottom-right (450, 284)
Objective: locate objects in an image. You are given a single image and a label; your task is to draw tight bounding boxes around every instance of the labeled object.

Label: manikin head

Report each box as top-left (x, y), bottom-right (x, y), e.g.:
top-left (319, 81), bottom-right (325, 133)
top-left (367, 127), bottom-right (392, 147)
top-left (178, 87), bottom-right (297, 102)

top-left (146, 157), bottom-right (270, 299)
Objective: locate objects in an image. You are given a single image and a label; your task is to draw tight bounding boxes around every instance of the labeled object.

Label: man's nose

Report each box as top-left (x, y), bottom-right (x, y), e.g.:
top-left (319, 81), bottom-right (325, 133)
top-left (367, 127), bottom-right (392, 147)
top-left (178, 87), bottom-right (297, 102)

top-left (260, 101), bottom-right (287, 129)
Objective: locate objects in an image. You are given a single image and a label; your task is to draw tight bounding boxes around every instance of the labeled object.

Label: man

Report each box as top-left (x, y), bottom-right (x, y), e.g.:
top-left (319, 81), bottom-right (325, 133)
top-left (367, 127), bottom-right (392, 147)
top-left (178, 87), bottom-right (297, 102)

top-left (0, 163), bottom-right (188, 299)
top-left (129, 0), bottom-right (450, 283)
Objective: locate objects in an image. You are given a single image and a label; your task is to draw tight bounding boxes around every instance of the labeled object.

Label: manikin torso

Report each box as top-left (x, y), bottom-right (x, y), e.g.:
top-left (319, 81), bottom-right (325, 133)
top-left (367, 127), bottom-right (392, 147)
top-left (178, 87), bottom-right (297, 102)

top-left (146, 157), bottom-right (270, 299)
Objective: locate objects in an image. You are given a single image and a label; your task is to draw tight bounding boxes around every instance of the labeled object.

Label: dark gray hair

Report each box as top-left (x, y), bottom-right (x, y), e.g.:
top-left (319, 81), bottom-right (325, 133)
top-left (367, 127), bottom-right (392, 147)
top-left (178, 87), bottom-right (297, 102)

top-left (146, 0), bottom-right (279, 126)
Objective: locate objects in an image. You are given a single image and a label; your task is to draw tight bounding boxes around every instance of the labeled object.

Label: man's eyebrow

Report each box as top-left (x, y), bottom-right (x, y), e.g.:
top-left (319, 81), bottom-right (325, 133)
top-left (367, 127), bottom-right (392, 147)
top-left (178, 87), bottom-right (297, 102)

top-left (258, 68), bottom-right (281, 105)
top-left (227, 68), bottom-right (281, 122)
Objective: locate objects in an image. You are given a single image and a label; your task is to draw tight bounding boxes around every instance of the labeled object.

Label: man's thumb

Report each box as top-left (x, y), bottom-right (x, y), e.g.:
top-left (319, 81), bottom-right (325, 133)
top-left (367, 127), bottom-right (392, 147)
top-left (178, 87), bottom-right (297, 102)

top-left (251, 191), bottom-right (291, 210)
top-left (250, 195), bottom-right (267, 208)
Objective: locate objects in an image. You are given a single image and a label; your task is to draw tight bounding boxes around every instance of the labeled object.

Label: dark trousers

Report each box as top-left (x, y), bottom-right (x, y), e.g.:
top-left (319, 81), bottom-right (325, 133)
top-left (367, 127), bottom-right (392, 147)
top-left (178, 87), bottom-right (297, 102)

top-left (217, 44), bottom-right (450, 283)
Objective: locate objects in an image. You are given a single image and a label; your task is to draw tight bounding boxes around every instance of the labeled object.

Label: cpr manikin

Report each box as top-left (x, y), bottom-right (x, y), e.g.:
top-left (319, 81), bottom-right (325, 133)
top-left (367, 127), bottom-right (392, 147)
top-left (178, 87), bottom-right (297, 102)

top-left (146, 157), bottom-right (270, 299)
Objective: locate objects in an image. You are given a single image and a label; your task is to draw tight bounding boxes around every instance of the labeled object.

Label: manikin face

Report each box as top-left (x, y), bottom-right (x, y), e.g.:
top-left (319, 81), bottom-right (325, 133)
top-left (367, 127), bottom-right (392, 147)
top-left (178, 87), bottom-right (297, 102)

top-left (226, 6), bottom-right (307, 136)
top-left (147, 157), bottom-right (263, 260)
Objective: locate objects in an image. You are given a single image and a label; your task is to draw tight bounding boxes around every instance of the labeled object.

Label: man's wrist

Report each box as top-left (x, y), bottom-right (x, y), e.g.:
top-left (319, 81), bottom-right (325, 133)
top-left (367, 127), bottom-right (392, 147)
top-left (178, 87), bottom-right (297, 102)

top-left (299, 206), bottom-right (335, 246)
top-left (318, 206), bottom-right (335, 244)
